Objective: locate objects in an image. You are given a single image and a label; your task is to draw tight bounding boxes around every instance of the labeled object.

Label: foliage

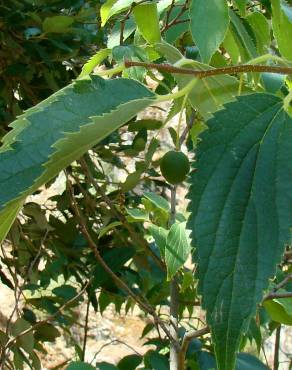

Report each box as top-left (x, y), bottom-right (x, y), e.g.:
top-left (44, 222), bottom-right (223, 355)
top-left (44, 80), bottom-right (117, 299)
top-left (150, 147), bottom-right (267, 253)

top-left (0, 0), bottom-right (292, 370)
top-left (0, 0), bottom-right (104, 132)
top-left (187, 93), bottom-right (292, 369)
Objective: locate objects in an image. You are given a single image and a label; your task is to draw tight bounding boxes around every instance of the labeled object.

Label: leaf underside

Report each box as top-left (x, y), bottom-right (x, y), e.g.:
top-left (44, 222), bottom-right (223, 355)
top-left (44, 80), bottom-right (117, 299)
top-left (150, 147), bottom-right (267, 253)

top-left (156, 42), bottom-right (251, 120)
top-left (187, 93), bottom-right (292, 370)
top-left (0, 76), bottom-right (155, 243)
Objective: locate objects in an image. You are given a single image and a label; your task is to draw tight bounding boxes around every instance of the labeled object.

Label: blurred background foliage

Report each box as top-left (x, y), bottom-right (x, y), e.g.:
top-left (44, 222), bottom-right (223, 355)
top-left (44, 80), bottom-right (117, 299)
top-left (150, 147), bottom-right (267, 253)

top-left (0, 0), bottom-right (105, 133)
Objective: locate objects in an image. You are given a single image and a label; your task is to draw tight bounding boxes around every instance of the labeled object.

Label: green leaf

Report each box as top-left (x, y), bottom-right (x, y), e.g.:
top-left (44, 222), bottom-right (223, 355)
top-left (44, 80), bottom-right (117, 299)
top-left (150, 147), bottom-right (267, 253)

top-left (187, 94), bottom-right (292, 370)
top-left (263, 297), bottom-right (292, 325)
top-left (261, 72), bottom-right (285, 93)
top-left (246, 318), bottom-right (262, 353)
top-left (165, 222), bottom-right (191, 280)
top-left (236, 353), bottom-right (268, 370)
top-left (189, 0), bottom-right (230, 63)
top-left (11, 318), bottom-right (34, 355)
top-left (104, 0), bottom-right (134, 24)
top-left (223, 28), bottom-right (240, 64)
top-left (148, 224), bottom-right (168, 257)
top-left (79, 49), bottom-right (111, 78)
top-left (0, 330), bottom-right (8, 346)
top-left (229, 10), bottom-right (258, 61)
top-left (0, 267), bottom-right (13, 289)
top-left (101, 0), bottom-right (117, 26)
top-left (98, 221), bottom-right (123, 239)
top-left (143, 192), bottom-right (170, 212)
top-left (118, 354), bottom-right (142, 370)
top-left (271, 0), bottom-right (292, 60)
top-left (34, 323), bottom-right (61, 343)
top-left (92, 247), bottom-right (135, 288)
top-left (168, 127), bottom-right (178, 147)
top-left (13, 350), bottom-right (24, 369)
top-left (197, 351), bottom-right (216, 369)
top-left (30, 351), bottom-right (41, 370)
top-left (0, 76), bottom-right (155, 244)
top-left (128, 119), bottom-right (163, 131)
top-left (233, 0), bottom-right (248, 16)
top-left (126, 207), bottom-right (149, 221)
top-left (107, 18), bottom-right (136, 48)
top-left (112, 45), bottom-right (147, 81)
top-left (246, 11), bottom-right (270, 54)
top-left (157, 42), bottom-right (251, 120)
top-left (43, 16), bottom-right (74, 33)
top-left (67, 362), bottom-right (96, 370)
top-left (145, 351), bottom-right (169, 370)
top-left (181, 270), bottom-right (195, 292)
top-left (52, 285), bottom-right (77, 301)
top-left (121, 168), bottom-right (144, 191)
top-left (165, 4), bottom-right (190, 44)
top-left (133, 2), bottom-right (161, 44)
top-left (193, 351), bottom-right (268, 370)
top-left (145, 138), bottom-right (160, 165)
top-left (0, 203), bottom-right (22, 247)
top-left (97, 362), bottom-right (118, 370)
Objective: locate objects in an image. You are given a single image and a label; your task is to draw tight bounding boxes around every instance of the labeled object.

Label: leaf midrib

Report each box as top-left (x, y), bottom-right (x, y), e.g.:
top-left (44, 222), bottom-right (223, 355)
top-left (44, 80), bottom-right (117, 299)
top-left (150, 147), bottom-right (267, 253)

top-left (197, 102), bottom-right (281, 294)
top-left (202, 104), bottom-right (282, 369)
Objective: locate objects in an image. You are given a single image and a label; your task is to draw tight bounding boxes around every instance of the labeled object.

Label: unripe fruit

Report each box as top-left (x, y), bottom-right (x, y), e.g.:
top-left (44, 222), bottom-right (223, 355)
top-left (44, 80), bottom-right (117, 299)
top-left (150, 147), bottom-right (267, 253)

top-left (160, 150), bottom-right (190, 184)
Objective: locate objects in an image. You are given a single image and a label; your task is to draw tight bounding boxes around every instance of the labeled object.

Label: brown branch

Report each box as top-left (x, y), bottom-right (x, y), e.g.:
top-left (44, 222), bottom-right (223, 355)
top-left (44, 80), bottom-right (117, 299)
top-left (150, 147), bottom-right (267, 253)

top-left (179, 109), bottom-right (196, 147)
top-left (65, 173), bottom-right (176, 345)
top-left (124, 61), bottom-right (292, 77)
top-left (274, 274), bottom-right (292, 291)
top-left (2, 280), bottom-right (91, 355)
top-left (274, 326), bottom-right (281, 370)
top-left (162, 0), bottom-right (189, 33)
top-left (79, 157), bottom-right (165, 270)
top-left (263, 274), bottom-right (292, 301)
top-left (169, 186), bottom-right (180, 370)
top-left (164, 0), bottom-right (176, 29)
top-left (264, 292), bottom-right (292, 301)
top-left (90, 339), bottom-right (142, 364)
top-left (178, 326), bottom-right (210, 368)
top-left (81, 297), bottom-right (90, 361)
top-left (120, 7), bottom-right (132, 45)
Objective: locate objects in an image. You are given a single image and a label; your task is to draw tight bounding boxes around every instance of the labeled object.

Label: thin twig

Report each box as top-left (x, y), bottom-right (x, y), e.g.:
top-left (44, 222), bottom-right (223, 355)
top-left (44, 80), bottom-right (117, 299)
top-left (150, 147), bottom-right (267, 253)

top-left (261, 342), bottom-right (270, 369)
top-left (274, 326), bottom-right (281, 370)
top-left (179, 109), bottom-right (196, 147)
top-left (274, 274), bottom-right (292, 291)
top-left (263, 274), bottom-right (292, 301)
top-left (82, 297), bottom-right (90, 361)
top-left (79, 157), bottom-right (165, 270)
top-left (162, 0), bottom-right (189, 32)
top-left (120, 7), bottom-right (132, 45)
top-left (179, 326), bottom-right (210, 368)
top-left (164, 0), bottom-right (176, 30)
top-left (124, 61), bottom-right (292, 77)
top-left (169, 185), bottom-right (180, 370)
top-left (264, 292), bottom-right (292, 301)
top-left (90, 339), bottom-right (142, 364)
top-left (65, 173), bottom-right (176, 344)
top-left (2, 280), bottom-right (91, 355)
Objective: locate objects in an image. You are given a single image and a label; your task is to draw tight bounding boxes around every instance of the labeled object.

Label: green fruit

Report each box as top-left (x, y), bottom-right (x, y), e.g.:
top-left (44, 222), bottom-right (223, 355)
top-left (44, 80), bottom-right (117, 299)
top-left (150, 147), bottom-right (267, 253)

top-left (160, 150), bottom-right (190, 184)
